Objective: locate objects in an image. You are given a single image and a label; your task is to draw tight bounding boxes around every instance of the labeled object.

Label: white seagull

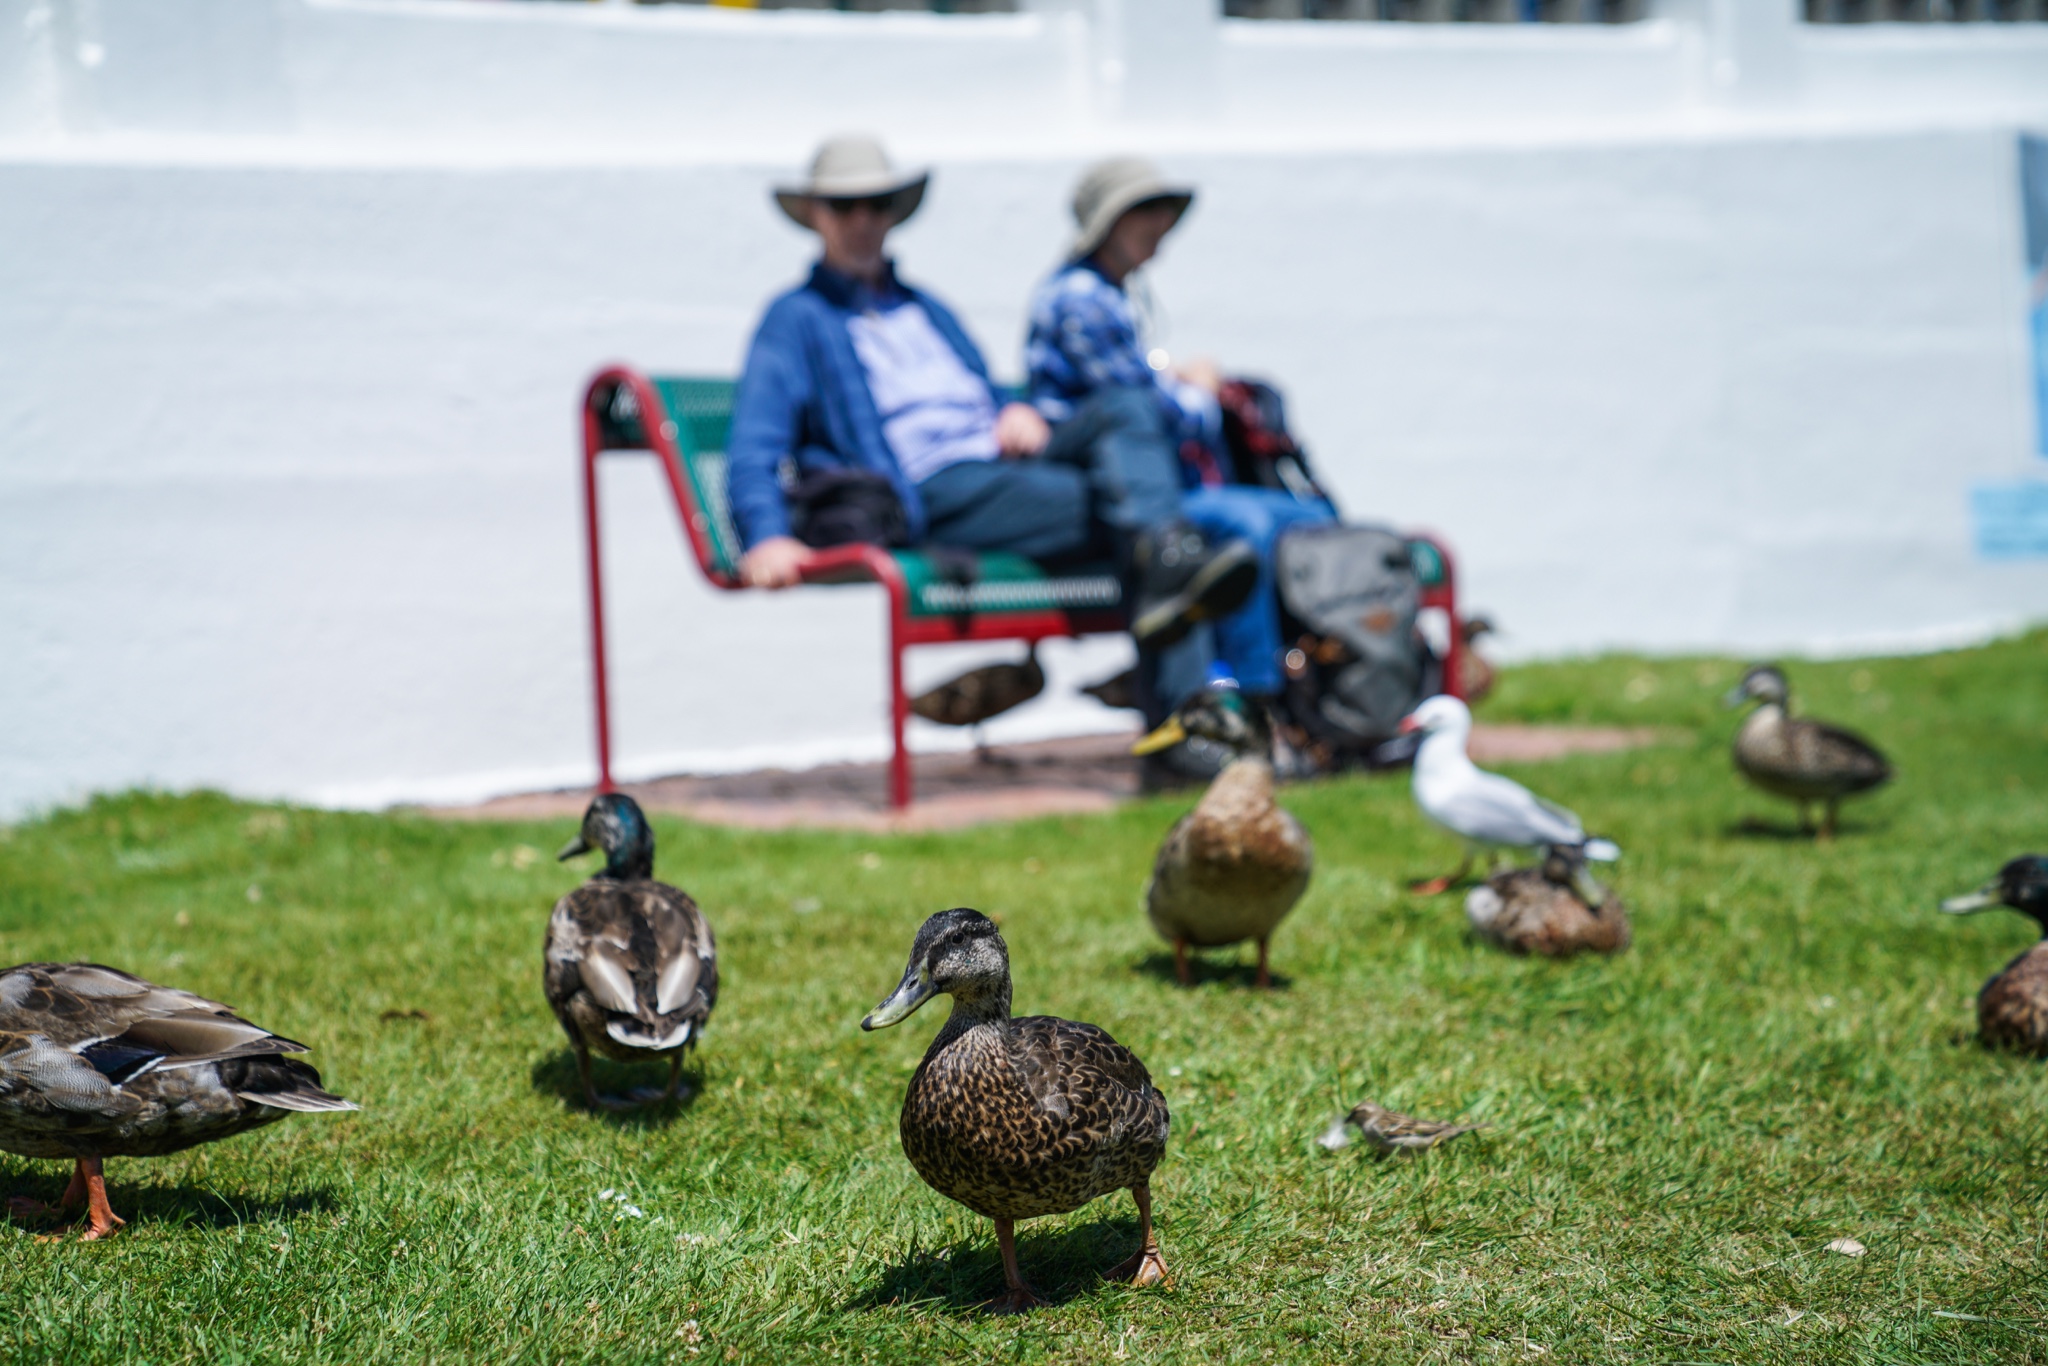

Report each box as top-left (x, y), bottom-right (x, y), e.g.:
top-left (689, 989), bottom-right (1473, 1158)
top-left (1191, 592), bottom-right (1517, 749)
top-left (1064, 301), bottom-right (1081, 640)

top-left (1400, 695), bottom-right (1619, 894)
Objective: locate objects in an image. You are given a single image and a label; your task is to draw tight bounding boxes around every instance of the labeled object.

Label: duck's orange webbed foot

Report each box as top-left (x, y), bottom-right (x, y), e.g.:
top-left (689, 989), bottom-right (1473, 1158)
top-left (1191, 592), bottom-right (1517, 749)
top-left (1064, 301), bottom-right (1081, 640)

top-left (1408, 876), bottom-right (1456, 896)
top-left (983, 1286), bottom-right (1049, 1315)
top-left (1105, 1242), bottom-right (1169, 1288)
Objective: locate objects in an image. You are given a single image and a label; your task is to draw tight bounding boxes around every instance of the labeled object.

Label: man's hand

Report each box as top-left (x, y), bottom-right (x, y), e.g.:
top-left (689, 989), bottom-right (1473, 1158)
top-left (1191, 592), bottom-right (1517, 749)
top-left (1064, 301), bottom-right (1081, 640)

top-left (738, 535), bottom-right (813, 590)
top-left (995, 402), bottom-right (1051, 458)
top-left (1174, 356), bottom-right (1225, 397)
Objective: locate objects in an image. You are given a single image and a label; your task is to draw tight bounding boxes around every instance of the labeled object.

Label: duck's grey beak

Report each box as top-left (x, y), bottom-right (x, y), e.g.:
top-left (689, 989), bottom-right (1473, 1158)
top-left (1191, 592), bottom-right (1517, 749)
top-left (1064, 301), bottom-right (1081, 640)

top-left (1941, 880), bottom-right (2003, 914)
top-left (1722, 684), bottom-right (1750, 708)
top-left (556, 833), bottom-right (591, 862)
top-left (861, 960), bottom-right (935, 1030)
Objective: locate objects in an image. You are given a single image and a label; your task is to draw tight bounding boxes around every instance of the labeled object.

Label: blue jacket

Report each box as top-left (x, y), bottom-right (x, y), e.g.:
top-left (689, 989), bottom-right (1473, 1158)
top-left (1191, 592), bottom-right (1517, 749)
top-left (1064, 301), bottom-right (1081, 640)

top-left (726, 260), bottom-right (999, 548)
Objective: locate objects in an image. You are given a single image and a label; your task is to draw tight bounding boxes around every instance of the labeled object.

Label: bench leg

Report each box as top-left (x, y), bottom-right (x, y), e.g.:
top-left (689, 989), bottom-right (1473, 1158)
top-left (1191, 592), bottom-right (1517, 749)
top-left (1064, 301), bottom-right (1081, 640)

top-left (888, 616), bottom-right (912, 811)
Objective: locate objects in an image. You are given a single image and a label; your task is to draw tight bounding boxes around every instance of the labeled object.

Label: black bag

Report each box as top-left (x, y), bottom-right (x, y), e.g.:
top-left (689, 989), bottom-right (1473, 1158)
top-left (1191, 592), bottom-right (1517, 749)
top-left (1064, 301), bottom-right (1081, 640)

top-left (1273, 523), bottom-right (1438, 760)
top-left (1218, 377), bottom-right (1332, 506)
top-left (788, 468), bottom-right (910, 549)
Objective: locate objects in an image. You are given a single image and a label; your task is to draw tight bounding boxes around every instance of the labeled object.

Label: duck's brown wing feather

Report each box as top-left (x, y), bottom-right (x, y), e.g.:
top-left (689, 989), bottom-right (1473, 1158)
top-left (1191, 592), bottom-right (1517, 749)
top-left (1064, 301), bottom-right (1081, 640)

top-left (1796, 718), bottom-right (1891, 789)
top-left (1005, 1016), bottom-right (1169, 1149)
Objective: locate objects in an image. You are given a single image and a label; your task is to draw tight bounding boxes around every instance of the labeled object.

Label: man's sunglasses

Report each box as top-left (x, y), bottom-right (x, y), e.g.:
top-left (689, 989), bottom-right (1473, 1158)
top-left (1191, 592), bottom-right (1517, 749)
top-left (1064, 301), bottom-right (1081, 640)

top-left (821, 194), bottom-right (899, 218)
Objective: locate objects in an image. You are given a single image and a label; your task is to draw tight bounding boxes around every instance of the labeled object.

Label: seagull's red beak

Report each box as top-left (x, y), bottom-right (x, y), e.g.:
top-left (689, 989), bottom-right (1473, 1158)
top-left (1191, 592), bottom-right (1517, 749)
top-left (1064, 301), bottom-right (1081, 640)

top-left (1399, 716), bottom-right (1422, 734)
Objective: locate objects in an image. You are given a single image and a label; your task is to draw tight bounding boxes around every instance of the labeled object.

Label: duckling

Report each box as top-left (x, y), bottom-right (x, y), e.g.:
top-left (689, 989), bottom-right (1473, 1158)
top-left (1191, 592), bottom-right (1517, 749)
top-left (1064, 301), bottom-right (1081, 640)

top-left (1132, 688), bottom-right (1313, 988)
top-left (1457, 614), bottom-right (1499, 705)
top-left (1941, 856), bottom-right (2048, 1055)
top-left (0, 962), bottom-right (355, 1240)
top-left (911, 646), bottom-right (1045, 728)
top-left (1464, 844), bottom-right (1631, 957)
top-left (1726, 664), bottom-right (1891, 839)
top-left (547, 793), bottom-right (717, 1110)
top-left (861, 909), bottom-right (1171, 1313)
top-left (1400, 695), bottom-right (1620, 894)
top-left (1318, 1099), bottom-right (1484, 1155)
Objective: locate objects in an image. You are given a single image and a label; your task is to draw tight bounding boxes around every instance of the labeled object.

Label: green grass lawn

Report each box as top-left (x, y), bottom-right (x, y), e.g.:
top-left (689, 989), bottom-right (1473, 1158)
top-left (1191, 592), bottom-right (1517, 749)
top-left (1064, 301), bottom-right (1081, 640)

top-left (2, 634), bottom-right (2046, 1364)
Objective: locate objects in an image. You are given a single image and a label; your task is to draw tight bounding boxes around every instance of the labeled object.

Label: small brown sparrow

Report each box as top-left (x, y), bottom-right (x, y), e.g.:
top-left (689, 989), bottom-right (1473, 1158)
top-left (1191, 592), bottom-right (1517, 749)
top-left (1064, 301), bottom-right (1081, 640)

top-left (1319, 1100), bottom-right (1485, 1154)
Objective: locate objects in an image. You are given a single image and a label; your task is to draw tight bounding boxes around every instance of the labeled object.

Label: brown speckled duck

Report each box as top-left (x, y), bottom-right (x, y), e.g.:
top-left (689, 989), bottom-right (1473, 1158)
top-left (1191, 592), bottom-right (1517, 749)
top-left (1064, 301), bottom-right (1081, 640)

top-left (1941, 856), bottom-right (2048, 1055)
top-left (911, 646), bottom-right (1046, 728)
top-left (546, 794), bottom-right (718, 1110)
top-left (861, 909), bottom-right (1171, 1313)
top-left (1464, 844), bottom-right (1631, 957)
top-left (0, 962), bottom-right (355, 1240)
top-left (1726, 664), bottom-right (1891, 839)
top-left (1133, 688), bottom-right (1313, 988)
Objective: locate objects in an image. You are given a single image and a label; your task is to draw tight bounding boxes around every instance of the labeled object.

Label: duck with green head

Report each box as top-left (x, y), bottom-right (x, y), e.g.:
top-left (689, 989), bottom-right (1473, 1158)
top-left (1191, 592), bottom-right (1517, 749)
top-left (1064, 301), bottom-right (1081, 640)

top-left (1134, 686), bottom-right (1312, 988)
top-left (546, 793), bottom-right (718, 1110)
top-left (862, 908), bottom-right (1172, 1313)
top-left (1942, 856), bottom-right (2048, 1054)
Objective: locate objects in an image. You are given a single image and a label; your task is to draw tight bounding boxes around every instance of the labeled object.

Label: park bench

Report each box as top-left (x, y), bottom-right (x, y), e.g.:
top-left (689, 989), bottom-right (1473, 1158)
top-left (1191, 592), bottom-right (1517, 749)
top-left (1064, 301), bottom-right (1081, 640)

top-left (579, 365), bottom-right (1466, 809)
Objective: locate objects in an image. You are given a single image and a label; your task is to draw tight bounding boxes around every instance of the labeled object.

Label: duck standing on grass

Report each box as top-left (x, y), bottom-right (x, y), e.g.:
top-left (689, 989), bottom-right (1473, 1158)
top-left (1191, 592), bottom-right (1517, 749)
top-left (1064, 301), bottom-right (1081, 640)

top-left (1400, 695), bottom-right (1620, 894)
top-left (547, 793), bottom-right (718, 1110)
top-left (1133, 686), bottom-right (1312, 988)
top-left (861, 908), bottom-right (1171, 1313)
top-left (1941, 856), bottom-right (2048, 1054)
top-left (0, 962), bottom-right (356, 1240)
top-left (1726, 664), bottom-right (1891, 839)
top-left (1465, 843), bottom-right (1631, 957)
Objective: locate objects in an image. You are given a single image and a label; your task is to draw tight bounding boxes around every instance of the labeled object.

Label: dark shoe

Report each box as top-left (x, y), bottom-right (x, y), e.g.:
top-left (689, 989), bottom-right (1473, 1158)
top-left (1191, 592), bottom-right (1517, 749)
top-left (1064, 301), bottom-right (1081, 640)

top-left (1138, 735), bottom-right (1234, 794)
top-left (1128, 524), bottom-right (1259, 649)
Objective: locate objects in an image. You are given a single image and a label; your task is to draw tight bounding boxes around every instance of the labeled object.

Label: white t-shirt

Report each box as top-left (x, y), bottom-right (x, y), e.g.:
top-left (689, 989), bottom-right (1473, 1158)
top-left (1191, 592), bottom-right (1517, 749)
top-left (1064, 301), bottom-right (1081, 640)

top-left (846, 300), bottom-right (1001, 486)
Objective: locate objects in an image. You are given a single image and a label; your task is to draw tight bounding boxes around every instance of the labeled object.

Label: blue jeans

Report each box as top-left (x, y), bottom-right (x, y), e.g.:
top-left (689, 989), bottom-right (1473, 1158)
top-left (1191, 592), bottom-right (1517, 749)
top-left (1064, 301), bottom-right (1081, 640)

top-left (1182, 486), bottom-right (1336, 695)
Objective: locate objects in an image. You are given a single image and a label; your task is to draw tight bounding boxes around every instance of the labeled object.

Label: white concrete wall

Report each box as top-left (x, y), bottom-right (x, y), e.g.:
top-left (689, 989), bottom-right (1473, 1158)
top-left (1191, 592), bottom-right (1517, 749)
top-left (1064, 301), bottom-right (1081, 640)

top-left (3, 0), bottom-right (2047, 818)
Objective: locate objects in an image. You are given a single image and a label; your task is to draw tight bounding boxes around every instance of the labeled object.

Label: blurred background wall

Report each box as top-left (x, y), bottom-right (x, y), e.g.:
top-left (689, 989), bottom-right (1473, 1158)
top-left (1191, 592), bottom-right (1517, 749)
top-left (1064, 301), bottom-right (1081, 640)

top-left (3, 0), bottom-right (2046, 817)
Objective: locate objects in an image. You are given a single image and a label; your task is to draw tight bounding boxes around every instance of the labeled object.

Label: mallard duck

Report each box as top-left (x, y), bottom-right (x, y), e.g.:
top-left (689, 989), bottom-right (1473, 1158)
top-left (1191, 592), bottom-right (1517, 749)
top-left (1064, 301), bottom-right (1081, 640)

top-left (1464, 844), bottom-right (1631, 957)
top-left (1941, 856), bottom-right (2048, 1054)
top-left (547, 793), bottom-right (717, 1110)
top-left (1401, 695), bottom-right (1620, 894)
top-left (0, 962), bottom-right (355, 1240)
top-left (1317, 1099), bottom-right (1484, 1155)
top-left (911, 646), bottom-right (1045, 728)
top-left (1726, 664), bottom-right (1891, 839)
top-left (861, 908), bottom-right (1171, 1313)
top-left (1458, 614), bottom-right (1498, 705)
top-left (1132, 689), bottom-right (1312, 988)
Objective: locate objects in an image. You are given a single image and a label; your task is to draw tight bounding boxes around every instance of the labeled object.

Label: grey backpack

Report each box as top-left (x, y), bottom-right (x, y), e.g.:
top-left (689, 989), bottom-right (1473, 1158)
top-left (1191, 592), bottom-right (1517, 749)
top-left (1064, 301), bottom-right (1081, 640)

top-left (1274, 523), bottom-right (1434, 756)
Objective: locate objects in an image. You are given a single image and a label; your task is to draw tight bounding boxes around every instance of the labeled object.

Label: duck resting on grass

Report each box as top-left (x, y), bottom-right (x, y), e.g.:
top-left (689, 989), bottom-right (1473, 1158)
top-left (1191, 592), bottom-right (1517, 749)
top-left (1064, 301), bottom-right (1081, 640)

top-left (1465, 843), bottom-right (1631, 957)
top-left (861, 908), bottom-right (1171, 1313)
top-left (0, 962), bottom-right (356, 1240)
top-left (547, 793), bottom-right (718, 1110)
top-left (1133, 687), bottom-right (1313, 988)
top-left (1318, 1099), bottom-right (1484, 1156)
top-left (1399, 695), bottom-right (1620, 895)
top-left (1941, 856), bottom-right (2048, 1055)
top-left (1726, 664), bottom-right (1891, 839)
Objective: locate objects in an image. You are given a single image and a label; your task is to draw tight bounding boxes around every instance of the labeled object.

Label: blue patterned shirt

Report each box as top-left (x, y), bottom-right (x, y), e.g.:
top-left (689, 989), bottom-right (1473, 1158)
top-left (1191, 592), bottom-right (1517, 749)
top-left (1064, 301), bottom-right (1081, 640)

top-left (1024, 259), bottom-right (1219, 450)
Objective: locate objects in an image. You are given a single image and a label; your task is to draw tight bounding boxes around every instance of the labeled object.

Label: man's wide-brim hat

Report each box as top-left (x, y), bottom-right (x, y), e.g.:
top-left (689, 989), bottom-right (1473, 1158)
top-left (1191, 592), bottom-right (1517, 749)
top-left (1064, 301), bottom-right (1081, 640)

top-left (1068, 157), bottom-right (1195, 261)
top-left (775, 135), bottom-right (929, 228)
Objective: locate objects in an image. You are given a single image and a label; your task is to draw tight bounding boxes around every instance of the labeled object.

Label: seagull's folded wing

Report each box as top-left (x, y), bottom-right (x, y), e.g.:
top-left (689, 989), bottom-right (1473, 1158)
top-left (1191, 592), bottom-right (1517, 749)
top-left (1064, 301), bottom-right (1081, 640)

top-left (1440, 773), bottom-right (1584, 846)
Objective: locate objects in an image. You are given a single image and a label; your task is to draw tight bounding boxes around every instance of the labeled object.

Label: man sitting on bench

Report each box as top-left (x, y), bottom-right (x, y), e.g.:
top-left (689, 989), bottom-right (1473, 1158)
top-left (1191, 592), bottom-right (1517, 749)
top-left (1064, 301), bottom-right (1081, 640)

top-left (727, 136), bottom-right (1259, 715)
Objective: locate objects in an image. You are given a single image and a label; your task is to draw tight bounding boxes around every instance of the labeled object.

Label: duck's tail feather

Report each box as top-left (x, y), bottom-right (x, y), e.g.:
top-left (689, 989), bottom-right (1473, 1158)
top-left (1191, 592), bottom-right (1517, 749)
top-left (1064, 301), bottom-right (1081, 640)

top-left (605, 1017), bottom-right (693, 1052)
top-left (240, 1087), bottom-right (359, 1112)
